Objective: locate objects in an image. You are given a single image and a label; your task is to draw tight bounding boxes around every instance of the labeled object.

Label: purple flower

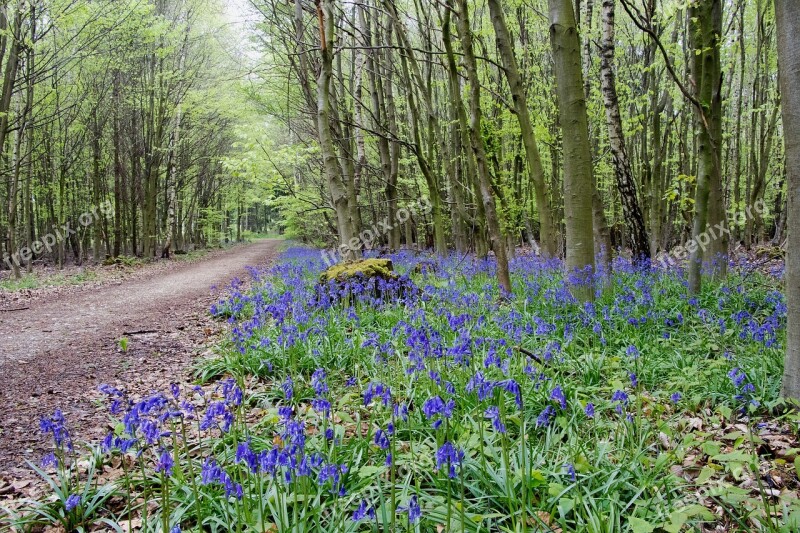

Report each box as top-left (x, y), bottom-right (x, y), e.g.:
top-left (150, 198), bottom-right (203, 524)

top-left (536, 405), bottom-right (555, 428)
top-left (352, 499), bottom-right (376, 521)
top-left (435, 441), bottom-right (464, 479)
top-left (550, 385), bottom-right (567, 410)
top-left (670, 392), bottom-right (682, 404)
top-left (65, 494), bottom-right (81, 511)
top-left (584, 402), bottom-right (595, 418)
top-left (402, 495), bottom-right (421, 523)
top-left (629, 373), bottom-right (638, 388)
top-left (282, 377), bottom-right (293, 400)
top-left (155, 449), bottom-right (174, 476)
top-left (311, 368), bottom-right (329, 396)
top-left (484, 406), bottom-right (507, 433)
top-left (363, 382), bottom-right (392, 407)
top-left (564, 463), bottom-right (576, 481)
top-left (374, 429), bottom-right (390, 450)
top-left (41, 452), bottom-right (58, 468)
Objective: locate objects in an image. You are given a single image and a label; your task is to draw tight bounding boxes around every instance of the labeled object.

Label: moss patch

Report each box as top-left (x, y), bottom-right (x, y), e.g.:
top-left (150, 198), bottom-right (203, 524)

top-left (319, 258), bottom-right (397, 283)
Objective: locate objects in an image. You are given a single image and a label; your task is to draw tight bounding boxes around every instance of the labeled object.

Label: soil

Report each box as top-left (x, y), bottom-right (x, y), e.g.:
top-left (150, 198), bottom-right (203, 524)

top-left (0, 239), bottom-right (282, 484)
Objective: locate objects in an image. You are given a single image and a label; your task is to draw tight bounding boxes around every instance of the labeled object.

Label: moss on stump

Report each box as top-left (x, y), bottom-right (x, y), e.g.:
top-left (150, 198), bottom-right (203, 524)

top-left (319, 258), bottom-right (398, 284)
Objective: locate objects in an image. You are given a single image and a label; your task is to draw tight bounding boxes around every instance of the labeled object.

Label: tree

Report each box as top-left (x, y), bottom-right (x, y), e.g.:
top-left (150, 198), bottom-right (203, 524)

top-left (487, 0), bottom-right (557, 257)
top-left (548, 0), bottom-right (595, 298)
top-left (776, 0), bottom-right (800, 399)
top-left (598, 0), bottom-right (649, 262)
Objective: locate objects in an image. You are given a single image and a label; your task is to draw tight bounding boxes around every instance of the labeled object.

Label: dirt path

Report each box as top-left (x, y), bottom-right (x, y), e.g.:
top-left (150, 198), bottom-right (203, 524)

top-left (0, 239), bottom-right (282, 479)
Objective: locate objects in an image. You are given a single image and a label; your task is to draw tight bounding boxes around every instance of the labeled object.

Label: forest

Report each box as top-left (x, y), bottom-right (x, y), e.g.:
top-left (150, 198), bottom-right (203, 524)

top-left (1, 0), bottom-right (800, 531)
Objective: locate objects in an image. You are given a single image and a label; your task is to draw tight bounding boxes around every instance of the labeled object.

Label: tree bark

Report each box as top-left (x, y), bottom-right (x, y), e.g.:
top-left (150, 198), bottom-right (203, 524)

top-left (453, 0), bottom-right (512, 294)
top-left (548, 0), bottom-right (595, 299)
top-left (598, 0), bottom-right (650, 261)
top-left (776, 0), bottom-right (800, 399)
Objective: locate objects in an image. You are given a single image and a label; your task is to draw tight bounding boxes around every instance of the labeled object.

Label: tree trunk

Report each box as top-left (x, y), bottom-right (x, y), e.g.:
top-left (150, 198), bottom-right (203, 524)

top-left (598, 0), bottom-right (650, 261)
top-left (487, 0), bottom-right (557, 257)
top-left (453, 0), bottom-right (512, 294)
top-left (315, 0), bottom-right (358, 260)
top-left (687, 0), bottom-right (723, 294)
top-left (548, 0), bottom-right (595, 299)
top-left (776, 0), bottom-right (800, 399)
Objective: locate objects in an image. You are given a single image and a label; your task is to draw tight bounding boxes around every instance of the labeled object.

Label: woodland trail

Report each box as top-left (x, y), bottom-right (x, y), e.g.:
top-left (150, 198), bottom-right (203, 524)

top-left (0, 239), bottom-right (283, 478)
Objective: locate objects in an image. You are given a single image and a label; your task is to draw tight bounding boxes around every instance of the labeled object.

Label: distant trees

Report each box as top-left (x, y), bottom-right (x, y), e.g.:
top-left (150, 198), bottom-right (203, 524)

top-left (245, 0), bottom-right (785, 296)
top-left (0, 0), bottom-right (270, 277)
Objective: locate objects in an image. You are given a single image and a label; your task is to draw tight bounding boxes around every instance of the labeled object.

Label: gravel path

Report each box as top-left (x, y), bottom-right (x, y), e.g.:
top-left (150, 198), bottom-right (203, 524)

top-left (0, 239), bottom-right (282, 479)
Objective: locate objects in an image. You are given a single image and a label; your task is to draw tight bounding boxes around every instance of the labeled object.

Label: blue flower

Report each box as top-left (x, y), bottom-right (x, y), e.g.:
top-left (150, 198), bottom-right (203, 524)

top-left (311, 368), bottom-right (329, 396)
top-left (484, 406), bottom-right (506, 433)
top-left (65, 494), bottom-right (81, 511)
top-left (435, 441), bottom-right (465, 479)
top-left (282, 377), bottom-right (293, 400)
top-left (41, 452), bottom-right (58, 468)
top-left (402, 495), bottom-right (421, 523)
top-left (155, 449), bottom-right (174, 476)
top-left (584, 402), bottom-right (595, 418)
top-left (629, 372), bottom-right (638, 388)
top-left (374, 429), bottom-right (390, 450)
top-left (670, 392), bottom-right (682, 404)
top-left (352, 499), bottom-right (376, 521)
top-left (363, 382), bottom-right (391, 407)
top-left (536, 405), bottom-right (555, 428)
top-left (564, 463), bottom-right (576, 481)
top-left (550, 385), bottom-right (567, 410)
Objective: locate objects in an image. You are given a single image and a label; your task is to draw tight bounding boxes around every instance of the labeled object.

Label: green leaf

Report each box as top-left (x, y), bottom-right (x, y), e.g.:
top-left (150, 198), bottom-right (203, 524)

top-left (358, 465), bottom-right (384, 479)
top-left (696, 465), bottom-right (716, 484)
top-left (629, 517), bottom-right (656, 533)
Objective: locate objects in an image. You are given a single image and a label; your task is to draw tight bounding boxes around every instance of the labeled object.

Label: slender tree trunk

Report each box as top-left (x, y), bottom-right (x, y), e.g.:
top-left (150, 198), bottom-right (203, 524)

top-left (598, 0), bottom-right (650, 261)
top-left (776, 0), bottom-right (800, 399)
top-left (549, 0), bottom-right (595, 299)
top-left (487, 0), bottom-right (557, 257)
top-left (453, 0), bottom-right (511, 294)
top-left (687, 0), bottom-right (723, 294)
top-left (315, 0), bottom-right (358, 260)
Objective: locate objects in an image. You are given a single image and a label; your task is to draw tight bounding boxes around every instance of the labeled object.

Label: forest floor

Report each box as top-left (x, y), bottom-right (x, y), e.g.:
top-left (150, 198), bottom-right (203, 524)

top-left (0, 239), bottom-right (283, 488)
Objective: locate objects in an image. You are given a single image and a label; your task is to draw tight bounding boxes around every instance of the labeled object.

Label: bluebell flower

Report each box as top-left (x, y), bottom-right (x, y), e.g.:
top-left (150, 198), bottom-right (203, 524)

top-left (311, 368), bottom-right (329, 396)
top-left (201, 458), bottom-right (221, 485)
top-left (564, 463), bottom-right (576, 482)
top-left (536, 405), bottom-right (555, 428)
top-left (155, 449), bottom-right (174, 476)
top-left (363, 382), bottom-right (391, 407)
top-left (629, 373), bottom-right (638, 387)
top-left (282, 377), bottom-right (293, 400)
top-left (484, 406), bottom-right (506, 433)
top-left (670, 392), bottom-right (682, 404)
top-left (584, 402), bottom-right (595, 418)
top-left (550, 385), bottom-right (567, 410)
top-left (41, 453), bottom-right (57, 468)
top-left (65, 494), bottom-right (81, 511)
top-left (401, 495), bottom-right (421, 523)
top-left (352, 499), bottom-right (376, 521)
top-left (374, 429), bottom-right (390, 450)
top-left (435, 441), bottom-right (465, 479)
